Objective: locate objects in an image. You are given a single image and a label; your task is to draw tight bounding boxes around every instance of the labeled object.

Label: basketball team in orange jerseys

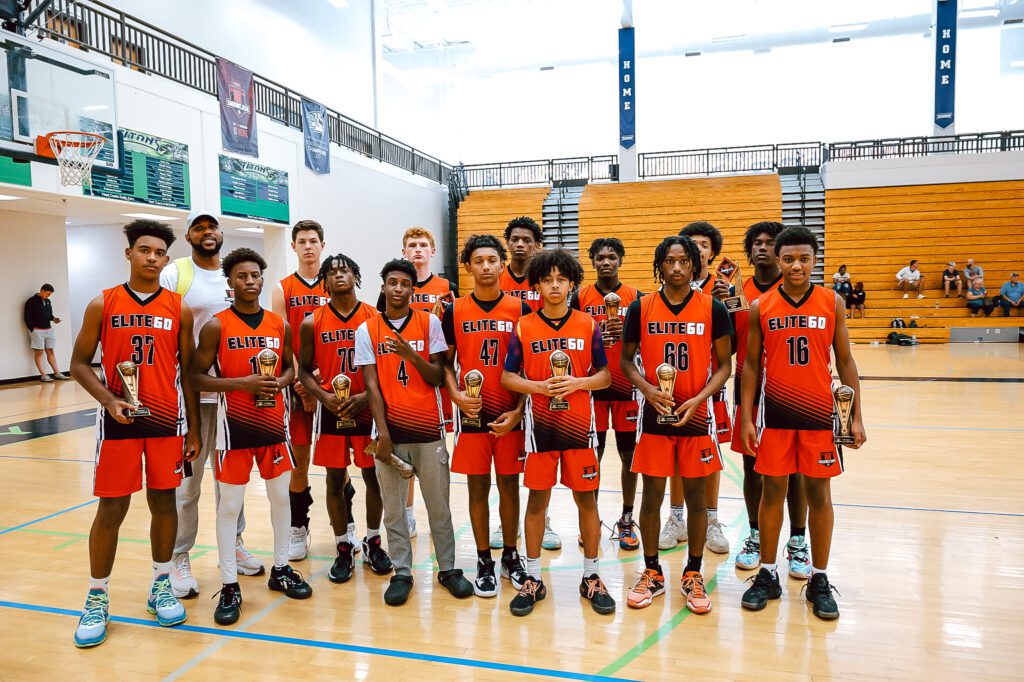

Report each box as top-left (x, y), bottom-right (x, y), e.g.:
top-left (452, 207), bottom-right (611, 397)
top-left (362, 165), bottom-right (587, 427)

top-left (70, 214), bottom-right (865, 648)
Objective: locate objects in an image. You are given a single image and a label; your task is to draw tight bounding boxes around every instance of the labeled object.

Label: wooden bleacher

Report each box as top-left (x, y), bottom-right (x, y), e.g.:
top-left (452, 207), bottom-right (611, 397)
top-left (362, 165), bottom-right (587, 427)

top-left (455, 187), bottom-right (548, 294)
top-left (577, 175), bottom-right (783, 292)
top-left (825, 180), bottom-right (1024, 344)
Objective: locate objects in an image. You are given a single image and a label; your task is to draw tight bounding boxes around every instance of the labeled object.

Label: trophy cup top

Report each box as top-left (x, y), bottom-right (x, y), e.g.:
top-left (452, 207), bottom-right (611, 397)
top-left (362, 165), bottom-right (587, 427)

top-left (257, 349), bottom-right (278, 368)
top-left (550, 350), bottom-right (570, 370)
top-left (656, 363), bottom-right (676, 380)
top-left (116, 360), bottom-right (138, 377)
top-left (604, 292), bottom-right (621, 306)
top-left (833, 385), bottom-right (855, 401)
top-left (332, 374), bottom-right (351, 391)
top-left (464, 369), bottom-right (484, 386)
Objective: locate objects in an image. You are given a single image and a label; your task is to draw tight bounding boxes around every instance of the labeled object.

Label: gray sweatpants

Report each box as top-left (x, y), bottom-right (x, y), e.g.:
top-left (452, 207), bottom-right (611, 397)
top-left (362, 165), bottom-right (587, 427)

top-left (173, 403), bottom-right (245, 555)
top-left (376, 439), bottom-right (456, 577)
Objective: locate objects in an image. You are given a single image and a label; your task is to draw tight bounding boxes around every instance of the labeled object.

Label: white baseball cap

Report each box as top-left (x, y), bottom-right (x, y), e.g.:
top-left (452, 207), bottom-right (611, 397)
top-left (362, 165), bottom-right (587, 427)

top-left (186, 209), bottom-right (219, 228)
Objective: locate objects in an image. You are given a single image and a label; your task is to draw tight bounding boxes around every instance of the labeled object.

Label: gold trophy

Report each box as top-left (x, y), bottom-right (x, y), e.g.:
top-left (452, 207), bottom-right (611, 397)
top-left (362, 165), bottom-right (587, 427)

top-left (115, 360), bottom-right (150, 417)
top-left (833, 385), bottom-right (856, 445)
top-left (254, 348), bottom-right (279, 408)
top-left (716, 257), bottom-right (749, 312)
top-left (331, 374), bottom-right (356, 429)
top-left (548, 350), bottom-right (571, 411)
top-left (655, 363), bottom-right (679, 424)
top-left (603, 291), bottom-right (622, 346)
top-left (461, 369), bottom-right (484, 427)
top-left (364, 439), bottom-right (415, 479)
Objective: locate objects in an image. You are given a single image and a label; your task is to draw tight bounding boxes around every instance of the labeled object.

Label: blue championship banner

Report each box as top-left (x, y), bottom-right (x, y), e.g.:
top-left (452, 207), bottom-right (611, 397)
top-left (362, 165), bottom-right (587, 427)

top-left (301, 97), bottom-right (330, 175)
top-left (934, 0), bottom-right (957, 130)
top-left (619, 27), bottom-right (635, 149)
top-left (216, 57), bottom-right (259, 157)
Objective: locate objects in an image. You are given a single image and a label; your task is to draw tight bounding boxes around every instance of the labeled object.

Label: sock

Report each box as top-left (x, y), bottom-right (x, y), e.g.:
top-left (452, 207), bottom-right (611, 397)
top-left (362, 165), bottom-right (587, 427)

top-left (583, 556), bottom-right (599, 578)
top-left (335, 535), bottom-right (346, 545)
top-left (89, 576), bottom-right (110, 592)
top-left (367, 528), bottom-right (380, 540)
top-left (749, 521), bottom-right (759, 532)
top-left (153, 561), bottom-right (172, 580)
top-left (266, 474), bottom-right (293, 570)
top-left (670, 505), bottom-right (685, 522)
top-left (811, 565), bottom-right (826, 576)
top-left (217, 481), bottom-right (247, 584)
top-left (477, 549), bottom-right (491, 563)
top-left (790, 526), bottom-right (806, 538)
top-left (643, 554), bottom-right (660, 572)
top-left (621, 505), bottom-right (634, 519)
top-left (707, 507), bottom-right (718, 522)
top-left (684, 553), bottom-right (702, 574)
top-left (526, 556), bottom-right (542, 581)
top-left (502, 545), bottom-right (517, 561)
top-left (762, 562), bottom-right (778, 576)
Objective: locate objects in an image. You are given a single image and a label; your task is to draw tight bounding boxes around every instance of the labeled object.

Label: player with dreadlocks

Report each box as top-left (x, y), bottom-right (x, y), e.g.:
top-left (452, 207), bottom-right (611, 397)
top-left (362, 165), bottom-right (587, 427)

top-left (619, 235), bottom-right (732, 613)
top-left (297, 252), bottom-right (394, 584)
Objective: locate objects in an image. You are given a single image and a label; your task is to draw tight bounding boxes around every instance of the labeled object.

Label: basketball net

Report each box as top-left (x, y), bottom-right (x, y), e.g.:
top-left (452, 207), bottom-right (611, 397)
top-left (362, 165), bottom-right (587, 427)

top-left (46, 131), bottom-right (106, 188)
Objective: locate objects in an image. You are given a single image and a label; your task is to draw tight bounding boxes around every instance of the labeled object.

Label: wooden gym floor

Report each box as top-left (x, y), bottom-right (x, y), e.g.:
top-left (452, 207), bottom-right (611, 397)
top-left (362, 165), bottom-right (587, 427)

top-left (0, 344), bottom-right (1021, 681)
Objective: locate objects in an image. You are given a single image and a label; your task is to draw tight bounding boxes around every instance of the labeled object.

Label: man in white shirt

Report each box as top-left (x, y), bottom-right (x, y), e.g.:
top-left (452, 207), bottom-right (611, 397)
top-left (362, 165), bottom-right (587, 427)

top-left (895, 259), bottom-right (925, 299)
top-left (160, 209), bottom-right (263, 598)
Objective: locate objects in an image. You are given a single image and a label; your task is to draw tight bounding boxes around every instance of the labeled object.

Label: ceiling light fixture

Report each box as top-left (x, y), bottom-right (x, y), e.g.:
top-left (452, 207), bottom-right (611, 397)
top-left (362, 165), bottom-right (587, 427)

top-left (829, 23), bottom-right (868, 33)
top-left (0, 193), bottom-right (24, 200)
top-left (121, 212), bottom-right (178, 220)
top-left (237, 226), bottom-right (264, 233)
top-left (711, 34), bottom-right (745, 43)
top-left (959, 9), bottom-right (999, 18)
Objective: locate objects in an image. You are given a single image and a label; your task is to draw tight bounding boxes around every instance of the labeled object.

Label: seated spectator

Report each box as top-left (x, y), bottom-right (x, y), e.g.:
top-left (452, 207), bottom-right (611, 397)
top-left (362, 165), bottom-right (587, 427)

top-left (999, 272), bottom-right (1023, 317)
top-left (832, 265), bottom-right (852, 297)
top-left (965, 277), bottom-right (994, 317)
top-left (846, 282), bottom-right (866, 319)
top-left (942, 262), bottom-right (963, 298)
top-left (964, 258), bottom-right (984, 283)
top-left (895, 259), bottom-right (925, 299)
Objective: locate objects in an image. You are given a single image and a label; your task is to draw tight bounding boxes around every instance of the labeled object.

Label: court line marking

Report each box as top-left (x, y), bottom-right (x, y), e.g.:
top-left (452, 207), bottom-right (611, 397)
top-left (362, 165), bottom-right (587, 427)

top-left (0, 600), bottom-right (638, 682)
top-left (0, 499), bottom-right (97, 537)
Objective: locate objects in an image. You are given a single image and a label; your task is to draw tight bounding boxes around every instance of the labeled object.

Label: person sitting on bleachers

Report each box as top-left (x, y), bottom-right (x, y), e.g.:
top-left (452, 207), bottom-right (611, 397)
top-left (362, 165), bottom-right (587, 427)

top-left (998, 272), bottom-right (1023, 317)
top-left (832, 265), bottom-right (852, 297)
top-left (895, 260), bottom-right (925, 299)
top-left (963, 259), bottom-right (984, 283)
top-left (965, 277), bottom-right (994, 317)
top-left (942, 262), bottom-right (963, 298)
top-left (846, 282), bottom-right (866, 319)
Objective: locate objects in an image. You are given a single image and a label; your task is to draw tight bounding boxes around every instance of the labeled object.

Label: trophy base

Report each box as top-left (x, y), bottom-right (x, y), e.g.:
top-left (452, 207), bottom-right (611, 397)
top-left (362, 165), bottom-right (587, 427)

top-left (461, 417), bottom-right (481, 427)
top-left (549, 400), bottom-right (569, 411)
top-left (722, 296), bottom-right (749, 313)
top-left (657, 414), bottom-right (680, 425)
top-left (127, 407), bottom-right (150, 418)
top-left (834, 434), bottom-right (856, 445)
top-left (336, 418), bottom-right (356, 429)
top-left (255, 398), bottom-right (277, 408)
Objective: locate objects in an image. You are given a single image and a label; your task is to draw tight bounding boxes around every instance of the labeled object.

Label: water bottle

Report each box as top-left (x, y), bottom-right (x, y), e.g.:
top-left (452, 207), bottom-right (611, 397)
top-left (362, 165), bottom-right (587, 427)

top-left (911, 334), bottom-right (917, 344)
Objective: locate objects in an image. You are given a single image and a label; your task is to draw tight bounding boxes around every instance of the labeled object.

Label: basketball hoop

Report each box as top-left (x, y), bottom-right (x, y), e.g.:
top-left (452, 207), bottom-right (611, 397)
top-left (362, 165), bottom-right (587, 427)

top-left (43, 131), bottom-right (106, 187)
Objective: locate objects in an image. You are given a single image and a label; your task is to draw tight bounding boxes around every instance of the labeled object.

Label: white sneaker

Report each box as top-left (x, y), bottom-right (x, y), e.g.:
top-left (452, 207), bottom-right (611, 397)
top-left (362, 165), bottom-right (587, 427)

top-left (541, 516), bottom-right (561, 551)
top-left (658, 515), bottom-right (687, 550)
top-left (407, 512), bottom-right (418, 539)
top-left (917, 294), bottom-right (926, 299)
top-left (489, 523), bottom-right (522, 549)
top-left (288, 526), bottom-right (310, 561)
top-left (170, 552), bottom-right (199, 598)
top-left (53, 372), bottom-right (70, 380)
top-left (235, 537), bottom-right (265, 575)
top-left (705, 518), bottom-right (729, 554)
top-left (348, 522), bottom-right (360, 554)
top-left (902, 294), bottom-right (909, 299)
top-left (147, 575), bottom-right (187, 626)
top-left (73, 589), bottom-right (109, 648)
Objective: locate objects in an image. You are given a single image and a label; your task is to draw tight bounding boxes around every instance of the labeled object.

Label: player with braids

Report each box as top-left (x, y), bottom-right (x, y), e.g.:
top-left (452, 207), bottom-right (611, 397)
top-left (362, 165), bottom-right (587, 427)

top-left (652, 236), bottom-right (702, 284)
top-left (319, 253), bottom-right (362, 291)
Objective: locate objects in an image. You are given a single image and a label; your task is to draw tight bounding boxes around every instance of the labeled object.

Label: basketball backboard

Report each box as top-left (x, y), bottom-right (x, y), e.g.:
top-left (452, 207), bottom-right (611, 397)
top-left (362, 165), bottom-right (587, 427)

top-left (0, 31), bottom-right (118, 169)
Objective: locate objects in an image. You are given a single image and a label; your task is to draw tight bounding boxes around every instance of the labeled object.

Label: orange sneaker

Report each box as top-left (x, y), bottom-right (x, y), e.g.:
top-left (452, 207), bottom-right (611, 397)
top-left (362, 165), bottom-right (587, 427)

top-left (627, 567), bottom-right (665, 608)
top-left (681, 570), bottom-right (712, 614)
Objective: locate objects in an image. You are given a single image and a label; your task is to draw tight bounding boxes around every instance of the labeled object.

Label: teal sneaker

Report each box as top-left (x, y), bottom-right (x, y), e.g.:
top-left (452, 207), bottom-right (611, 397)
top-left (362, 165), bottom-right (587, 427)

top-left (147, 574), bottom-right (187, 626)
top-left (735, 529), bottom-right (761, 570)
top-left (73, 589), bottom-right (110, 648)
top-left (786, 535), bottom-right (811, 580)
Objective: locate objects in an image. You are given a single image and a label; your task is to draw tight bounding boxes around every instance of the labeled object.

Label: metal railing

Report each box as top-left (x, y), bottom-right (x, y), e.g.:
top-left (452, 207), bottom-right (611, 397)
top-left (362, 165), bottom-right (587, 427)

top-left (825, 130), bottom-right (1024, 161)
top-left (21, 0), bottom-right (452, 184)
top-left (461, 155), bottom-right (618, 189)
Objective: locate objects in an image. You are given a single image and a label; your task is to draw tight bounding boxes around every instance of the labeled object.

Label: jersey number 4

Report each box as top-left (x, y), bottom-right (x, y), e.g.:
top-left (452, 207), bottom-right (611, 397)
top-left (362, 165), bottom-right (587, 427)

top-left (130, 335), bottom-right (155, 365)
top-left (787, 336), bottom-right (809, 366)
top-left (397, 360), bottom-right (410, 387)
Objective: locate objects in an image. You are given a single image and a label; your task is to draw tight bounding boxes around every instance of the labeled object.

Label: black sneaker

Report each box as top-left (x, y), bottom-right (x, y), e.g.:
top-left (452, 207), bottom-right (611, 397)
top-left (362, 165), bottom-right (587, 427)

top-left (438, 568), bottom-right (474, 599)
top-left (580, 574), bottom-right (616, 615)
top-left (741, 568), bottom-right (782, 611)
top-left (329, 542), bottom-right (355, 584)
top-left (268, 565), bottom-right (313, 599)
top-left (474, 559), bottom-right (498, 598)
top-left (804, 572), bottom-right (841, 620)
top-left (384, 575), bottom-right (413, 606)
top-left (213, 582), bottom-right (242, 625)
top-left (500, 550), bottom-right (529, 590)
top-left (509, 577), bottom-right (546, 616)
top-left (362, 535), bottom-right (394, 575)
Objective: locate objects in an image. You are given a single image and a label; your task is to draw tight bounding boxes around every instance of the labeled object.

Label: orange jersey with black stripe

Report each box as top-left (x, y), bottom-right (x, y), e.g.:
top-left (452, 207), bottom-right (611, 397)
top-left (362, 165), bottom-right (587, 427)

top-left (98, 285), bottom-right (185, 440)
top-left (280, 274), bottom-right (328, 354)
top-left (693, 274), bottom-right (715, 295)
top-left (499, 269), bottom-right (542, 311)
top-left (312, 301), bottom-right (375, 436)
top-left (506, 310), bottom-right (606, 452)
top-left (365, 310), bottom-right (443, 444)
top-left (573, 283), bottom-right (642, 402)
top-left (631, 290), bottom-right (718, 437)
top-left (445, 293), bottom-right (528, 434)
top-left (733, 274), bottom-right (782, 403)
top-left (214, 307), bottom-right (288, 449)
top-left (410, 274), bottom-right (453, 313)
top-left (757, 284), bottom-right (837, 431)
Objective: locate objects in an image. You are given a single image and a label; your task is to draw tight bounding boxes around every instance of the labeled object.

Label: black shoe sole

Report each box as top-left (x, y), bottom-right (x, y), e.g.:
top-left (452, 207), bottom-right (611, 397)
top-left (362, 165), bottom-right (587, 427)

top-left (363, 557), bottom-right (394, 575)
top-left (510, 602), bottom-right (535, 616)
top-left (214, 608), bottom-right (240, 625)
top-left (742, 589), bottom-right (782, 610)
top-left (812, 607), bottom-right (840, 620)
top-left (269, 581), bottom-right (313, 599)
top-left (584, 599), bottom-right (616, 615)
top-left (328, 571), bottom-right (353, 584)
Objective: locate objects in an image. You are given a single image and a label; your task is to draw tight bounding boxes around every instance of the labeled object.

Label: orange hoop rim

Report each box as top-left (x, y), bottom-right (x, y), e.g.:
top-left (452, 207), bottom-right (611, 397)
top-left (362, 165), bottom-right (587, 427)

top-left (45, 130), bottom-right (107, 148)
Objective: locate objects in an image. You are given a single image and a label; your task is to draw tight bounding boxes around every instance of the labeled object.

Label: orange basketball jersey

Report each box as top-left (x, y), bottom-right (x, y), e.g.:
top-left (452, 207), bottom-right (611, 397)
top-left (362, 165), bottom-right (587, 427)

top-left (214, 307), bottom-right (289, 450)
top-left (98, 285), bottom-right (185, 440)
top-left (733, 274), bottom-right (782, 402)
top-left (499, 269), bottom-right (542, 312)
top-left (279, 273), bottom-right (328, 354)
top-left (410, 274), bottom-right (453, 313)
top-left (757, 284), bottom-right (837, 431)
top-left (633, 290), bottom-right (718, 438)
top-left (446, 293), bottom-right (529, 434)
top-left (573, 282), bottom-right (642, 402)
top-left (508, 310), bottom-right (604, 452)
top-left (365, 310), bottom-right (443, 444)
top-left (312, 301), bottom-right (376, 436)
top-left (693, 274), bottom-right (715, 295)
